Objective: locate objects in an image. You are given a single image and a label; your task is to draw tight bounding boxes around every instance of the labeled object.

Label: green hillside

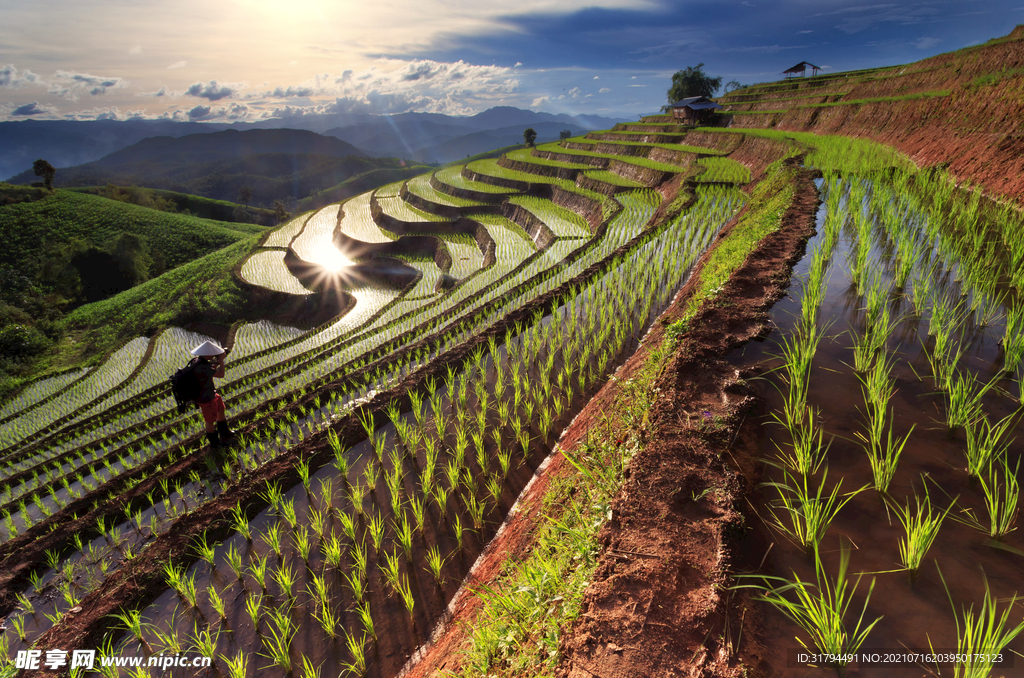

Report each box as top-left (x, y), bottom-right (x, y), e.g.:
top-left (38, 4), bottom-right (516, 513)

top-left (0, 186), bottom-right (265, 395)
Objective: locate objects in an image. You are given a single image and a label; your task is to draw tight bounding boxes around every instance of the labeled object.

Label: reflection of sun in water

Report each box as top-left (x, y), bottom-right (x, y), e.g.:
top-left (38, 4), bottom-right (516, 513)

top-left (314, 242), bottom-right (353, 272)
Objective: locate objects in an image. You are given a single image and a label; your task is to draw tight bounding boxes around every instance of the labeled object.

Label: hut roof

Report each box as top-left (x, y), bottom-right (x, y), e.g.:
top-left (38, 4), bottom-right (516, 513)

top-left (670, 96), bottom-right (720, 109)
top-left (782, 61), bottom-right (821, 74)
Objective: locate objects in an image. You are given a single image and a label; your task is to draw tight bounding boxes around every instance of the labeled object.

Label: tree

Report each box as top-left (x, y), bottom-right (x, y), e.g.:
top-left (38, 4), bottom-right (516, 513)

top-left (238, 185), bottom-right (253, 208)
top-left (33, 159), bottom-right (56, 191)
top-left (662, 63), bottom-right (723, 111)
top-left (559, 129), bottom-right (572, 140)
top-left (273, 200), bottom-right (289, 225)
top-left (108, 233), bottom-right (153, 287)
top-left (724, 80), bottom-right (745, 94)
top-left (523, 127), bottom-right (538, 147)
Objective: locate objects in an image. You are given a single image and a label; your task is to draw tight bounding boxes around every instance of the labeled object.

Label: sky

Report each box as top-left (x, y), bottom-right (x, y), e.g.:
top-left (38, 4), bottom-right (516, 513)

top-left (1, 0), bottom-right (1020, 123)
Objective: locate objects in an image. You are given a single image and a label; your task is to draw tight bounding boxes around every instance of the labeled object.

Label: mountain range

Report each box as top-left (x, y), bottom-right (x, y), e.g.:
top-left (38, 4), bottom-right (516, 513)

top-left (1, 106), bottom-right (628, 180)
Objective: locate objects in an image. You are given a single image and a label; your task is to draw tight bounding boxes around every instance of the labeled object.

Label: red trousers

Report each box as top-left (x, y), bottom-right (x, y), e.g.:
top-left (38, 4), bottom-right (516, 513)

top-left (198, 394), bottom-right (225, 426)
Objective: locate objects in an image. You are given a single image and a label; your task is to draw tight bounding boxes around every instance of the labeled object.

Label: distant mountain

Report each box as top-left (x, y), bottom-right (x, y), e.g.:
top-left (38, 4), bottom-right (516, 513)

top-left (7, 129), bottom-right (401, 206)
top-left (87, 128), bottom-right (365, 167)
top-left (0, 119), bottom-right (232, 182)
top-left (2, 107), bottom-right (629, 180)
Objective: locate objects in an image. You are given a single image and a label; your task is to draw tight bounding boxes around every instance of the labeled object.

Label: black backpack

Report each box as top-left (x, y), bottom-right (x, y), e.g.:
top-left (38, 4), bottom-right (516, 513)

top-left (169, 358), bottom-right (201, 413)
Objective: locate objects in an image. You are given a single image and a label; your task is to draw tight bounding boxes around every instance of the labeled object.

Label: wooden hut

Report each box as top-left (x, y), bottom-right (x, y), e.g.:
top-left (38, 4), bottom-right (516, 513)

top-left (782, 61), bottom-right (822, 78)
top-left (669, 96), bottom-right (722, 122)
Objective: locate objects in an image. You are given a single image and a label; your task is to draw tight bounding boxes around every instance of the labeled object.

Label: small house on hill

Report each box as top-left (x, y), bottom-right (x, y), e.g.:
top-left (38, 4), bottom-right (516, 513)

top-left (670, 96), bottom-right (722, 122)
top-left (783, 61), bottom-right (822, 78)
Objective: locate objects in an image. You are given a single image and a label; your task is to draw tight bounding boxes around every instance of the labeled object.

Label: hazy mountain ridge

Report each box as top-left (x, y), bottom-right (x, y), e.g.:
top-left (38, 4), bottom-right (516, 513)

top-left (1, 107), bottom-right (627, 180)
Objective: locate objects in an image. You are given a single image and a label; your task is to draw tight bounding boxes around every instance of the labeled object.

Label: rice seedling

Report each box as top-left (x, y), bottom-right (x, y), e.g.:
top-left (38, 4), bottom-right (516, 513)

top-left (737, 545), bottom-right (881, 676)
top-left (963, 412), bottom-right (1016, 478)
top-left (355, 600), bottom-right (377, 643)
top-left (394, 511), bottom-right (415, 562)
top-left (340, 628), bottom-right (369, 676)
top-left (300, 656), bottom-right (323, 678)
top-left (273, 562), bottom-right (299, 603)
top-left (279, 498), bottom-right (299, 529)
top-left (250, 554), bottom-right (269, 593)
top-left (856, 410), bottom-right (914, 494)
top-left (262, 522), bottom-right (283, 559)
top-left (425, 544), bottom-right (447, 586)
top-left (351, 538), bottom-right (369, 582)
top-left (945, 372), bottom-right (996, 431)
top-left (222, 651), bottom-right (248, 678)
top-left (309, 505), bottom-right (328, 540)
top-left (208, 586), bottom-right (227, 621)
top-left (409, 493), bottom-right (427, 534)
top-left (975, 453), bottom-right (1020, 540)
top-left (999, 305), bottom-right (1024, 374)
top-left (15, 591), bottom-right (34, 615)
top-left (892, 485), bottom-right (952, 575)
top-left (367, 511), bottom-right (386, 553)
top-left (763, 468), bottom-right (866, 554)
top-left (226, 543), bottom-right (245, 582)
top-left (245, 591), bottom-right (262, 631)
top-left (260, 606), bottom-right (295, 673)
top-left (933, 567), bottom-right (1024, 678)
top-left (453, 513), bottom-right (468, 553)
top-left (10, 614), bottom-right (26, 642)
top-left (339, 509), bottom-right (358, 543)
top-left (343, 562), bottom-right (366, 602)
top-left (772, 406), bottom-right (831, 477)
top-left (322, 532), bottom-right (343, 569)
top-left (293, 526), bottom-right (313, 564)
top-left (111, 607), bottom-right (153, 653)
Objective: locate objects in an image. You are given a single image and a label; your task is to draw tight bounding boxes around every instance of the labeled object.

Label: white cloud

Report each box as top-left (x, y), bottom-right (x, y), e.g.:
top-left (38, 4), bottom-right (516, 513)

top-left (593, 75), bottom-right (600, 79)
top-left (186, 80), bottom-right (239, 101)
top-left (912, 36), bottom-right (940, 50)
top-left (129, 44), bottom-right (142, 55)
top-left (10, 101), bottom-right (56, 116)
top-left (599, 87), bottom-right (611, 93)
top-left (168, 61), bottom-right (187, 69)
top-left (53, 70), bottom-right (129, 95)
top-left (568, 87), bottom-right (581, 98)
top-left (0, 64), bottom-right (41, 88)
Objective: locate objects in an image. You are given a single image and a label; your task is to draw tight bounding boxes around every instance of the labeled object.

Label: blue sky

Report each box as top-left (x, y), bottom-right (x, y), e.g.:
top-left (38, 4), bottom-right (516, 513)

top-left (0, 0), bottom-right (1020, 122)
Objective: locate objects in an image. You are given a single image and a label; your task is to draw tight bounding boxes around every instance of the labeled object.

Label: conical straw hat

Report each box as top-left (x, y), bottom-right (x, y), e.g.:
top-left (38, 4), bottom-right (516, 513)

top-left (191, 341), bottom-right (225, 356)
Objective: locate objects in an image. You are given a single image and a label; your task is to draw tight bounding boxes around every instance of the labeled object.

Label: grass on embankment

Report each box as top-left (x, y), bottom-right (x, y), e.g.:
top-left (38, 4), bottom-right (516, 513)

top-left (676, 158), bottom-right (798, 324)
top-left (446, 324), bottom-right (669, 677)
top-left (51, 236), bottom-right (261, 372)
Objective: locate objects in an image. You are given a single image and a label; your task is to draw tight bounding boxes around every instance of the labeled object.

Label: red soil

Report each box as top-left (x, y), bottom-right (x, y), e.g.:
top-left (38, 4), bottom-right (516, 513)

top-left (724, 26), bottom-right (1024, 203)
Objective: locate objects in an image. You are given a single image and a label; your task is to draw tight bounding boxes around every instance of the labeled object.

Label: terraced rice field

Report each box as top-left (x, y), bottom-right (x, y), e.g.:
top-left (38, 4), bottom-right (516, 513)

top-left (0, 124), bottom-right (815, 678)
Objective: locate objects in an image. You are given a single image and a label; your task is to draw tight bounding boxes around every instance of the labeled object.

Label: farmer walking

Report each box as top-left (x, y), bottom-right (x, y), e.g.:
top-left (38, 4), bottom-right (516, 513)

top-left (192, 341), bottom-right (235, 448)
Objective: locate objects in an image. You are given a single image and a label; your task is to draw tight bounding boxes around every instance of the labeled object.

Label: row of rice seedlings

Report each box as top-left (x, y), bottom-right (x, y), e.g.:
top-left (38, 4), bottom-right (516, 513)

top-left (22, 180), bottom-right (729, 626)
top-left (406, 173), bottom-right (486, 208)
top-left (737, 545), bottom-right (881, 672)
top-left (131, 185), bottom-right (726, 672)
top-left (695, 156), bottom-right (751, 184)
top-left (0, 337), bottom-right (150, 450)
top-left (545, 139), bottom-right (689, 173)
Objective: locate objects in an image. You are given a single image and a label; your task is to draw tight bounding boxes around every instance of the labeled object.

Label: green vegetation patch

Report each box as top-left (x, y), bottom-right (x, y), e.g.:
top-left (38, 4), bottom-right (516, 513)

top-left (57, 236), bottom-right (261, 368)
top-left (696, 157), bottom-right (752, 184)
top-left (678, 158), bottom-right (797, 322)
top-left (0, 189), bottom-right (257, 275)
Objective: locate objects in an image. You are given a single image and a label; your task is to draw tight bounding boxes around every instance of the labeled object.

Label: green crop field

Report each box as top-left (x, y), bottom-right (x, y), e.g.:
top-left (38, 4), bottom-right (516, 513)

top-left (2, 85), bottom-right (1022, 678)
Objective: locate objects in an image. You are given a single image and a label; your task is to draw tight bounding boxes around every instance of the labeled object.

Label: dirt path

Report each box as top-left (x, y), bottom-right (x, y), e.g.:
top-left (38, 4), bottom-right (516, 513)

top-left (555, 160), bottom-right (821, 678)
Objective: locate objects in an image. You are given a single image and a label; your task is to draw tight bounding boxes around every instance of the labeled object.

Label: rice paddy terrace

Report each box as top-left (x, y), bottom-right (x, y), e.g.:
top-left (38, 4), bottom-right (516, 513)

top-left (0, 123), bottom-right (754, 677)
top-left (2, 89), bottom-right (1023, 676)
